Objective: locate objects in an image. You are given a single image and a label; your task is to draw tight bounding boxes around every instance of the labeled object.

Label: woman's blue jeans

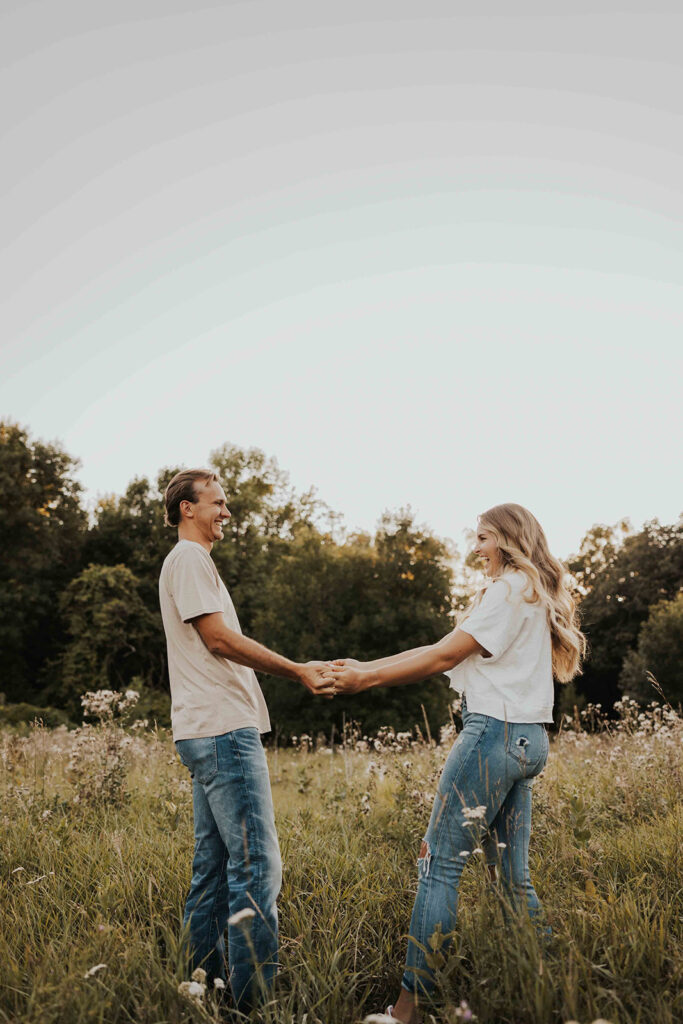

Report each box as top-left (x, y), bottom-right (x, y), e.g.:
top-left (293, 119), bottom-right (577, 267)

top-left (402, 704), bottom-right (549, 997)
top-left (175, 728), bottom-right (282, 1012)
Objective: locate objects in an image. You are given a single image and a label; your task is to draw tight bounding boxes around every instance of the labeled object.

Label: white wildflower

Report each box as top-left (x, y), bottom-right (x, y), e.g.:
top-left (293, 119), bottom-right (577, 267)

top-left (364, 1015), bottom-right (396, 1024)
top-left (213, 977), bottom-right (226, 990)
top-left (472, 847), bottom-right (484, 855)
top-left (497, 842), bottom-right (507, 849)
top-left (462, 805), bottom-right (487, 820)
top-left (191, 967), bottom-right (207, 983)
top-left (228, 907), bottom-right (256, 927)
top-left (84, 963), bottom-right (107, 978)
top-left (178, 980), bottom-right (205, 1002)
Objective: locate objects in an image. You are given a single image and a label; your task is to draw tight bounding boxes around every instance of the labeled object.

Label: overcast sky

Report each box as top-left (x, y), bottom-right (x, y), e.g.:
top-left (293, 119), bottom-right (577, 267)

top-left (1, 0), bottom-right (681, 559)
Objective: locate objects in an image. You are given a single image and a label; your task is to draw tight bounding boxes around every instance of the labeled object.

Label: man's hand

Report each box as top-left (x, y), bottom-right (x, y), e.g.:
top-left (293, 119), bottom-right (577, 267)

top-left (330, 657), bottom-right (363, 669)
top-left (297, 661), bottom-right (337, 698)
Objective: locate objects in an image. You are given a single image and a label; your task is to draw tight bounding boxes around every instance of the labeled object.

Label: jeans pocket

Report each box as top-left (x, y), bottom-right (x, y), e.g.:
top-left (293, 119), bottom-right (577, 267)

top-left (506, 724), bottom-right (545, 774)
top-left (175, 737), bottom-right (218, 785)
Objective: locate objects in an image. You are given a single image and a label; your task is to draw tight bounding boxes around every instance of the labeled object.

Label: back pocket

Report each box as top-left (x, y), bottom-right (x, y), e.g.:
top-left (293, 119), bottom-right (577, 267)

top-left (506, 724), bottom-right (547, 776)
top-left (175, 736), bottom-right (218, 784)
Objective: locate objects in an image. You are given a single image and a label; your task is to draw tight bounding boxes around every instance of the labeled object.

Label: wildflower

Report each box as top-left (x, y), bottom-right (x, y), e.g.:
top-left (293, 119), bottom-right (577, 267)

top-left (455, 1000), bottom-right (476, 1021)
top-left (84, 963), bottom-right (107, 978)
top-left (191, 967), bottom-right (207, 983)
top-left (364, 1016), bottom-right (395, 1024)
top-left (462, 805), bottom-right (487, 821)
top-left (228, 907), bottom-right (256, 927)
top-left (472, 847), bottom-right (484, 855)
top-left (213, 978), bottom-right (226, 990)
top-left (178, 980), bottom-right (205, 1002)
top-left (459, 850), bottom-right (470, 857)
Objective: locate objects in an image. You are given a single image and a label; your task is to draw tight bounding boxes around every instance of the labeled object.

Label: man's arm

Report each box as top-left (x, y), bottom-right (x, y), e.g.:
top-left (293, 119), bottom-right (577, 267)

top-left (192, 612), bottom-right (335, 696)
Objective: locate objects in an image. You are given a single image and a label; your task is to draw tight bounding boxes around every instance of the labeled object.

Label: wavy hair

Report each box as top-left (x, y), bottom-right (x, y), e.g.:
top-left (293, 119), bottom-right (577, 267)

top-left (476, 503), bottom-right (586, 682)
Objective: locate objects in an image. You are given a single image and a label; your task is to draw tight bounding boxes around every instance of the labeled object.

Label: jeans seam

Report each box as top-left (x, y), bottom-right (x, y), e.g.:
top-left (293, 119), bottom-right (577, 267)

top-left (205, 842), bottom-right (229, 954)
top-left (230, 732), bottom-right (264, 883)
top-left (431, 716), bottom-right (490, 846)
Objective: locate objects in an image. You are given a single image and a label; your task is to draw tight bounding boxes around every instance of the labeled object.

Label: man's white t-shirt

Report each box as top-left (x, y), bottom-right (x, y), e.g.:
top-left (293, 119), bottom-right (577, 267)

top-left (446, 569), bottom-right (554, 723)
top-left (159, 540), bottom-right (271, 740)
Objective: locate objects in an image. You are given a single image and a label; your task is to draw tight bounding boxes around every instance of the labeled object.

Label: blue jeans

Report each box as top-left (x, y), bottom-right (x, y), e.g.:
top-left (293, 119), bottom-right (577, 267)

top-left (402, 703), bottom-right (549, 997)
top-left (175, 728), bottom-right (282, 1012)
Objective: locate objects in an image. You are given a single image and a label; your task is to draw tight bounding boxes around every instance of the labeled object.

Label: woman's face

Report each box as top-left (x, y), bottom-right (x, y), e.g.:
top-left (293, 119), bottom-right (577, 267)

top-left (474, 524), bottom-right (503, 578)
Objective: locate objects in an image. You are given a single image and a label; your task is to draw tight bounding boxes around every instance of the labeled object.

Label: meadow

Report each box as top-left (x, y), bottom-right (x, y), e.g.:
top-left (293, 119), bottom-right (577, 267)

top-left (0, 698), bottom-right (681, 1024)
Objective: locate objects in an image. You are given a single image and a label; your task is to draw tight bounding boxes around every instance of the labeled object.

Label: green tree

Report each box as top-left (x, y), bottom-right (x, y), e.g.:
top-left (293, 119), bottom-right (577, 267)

top-left (83, 470), bottom-right (178, 601)
top-left (620, 593), bottom-right (683, 705)
top-left (0, 421), bottom-right (86, 702)
top-left (567, 517), bottom-right (683, 706)
top-left (53, 564), bottom-right (158, 716)
top-left (208, 443), bottom-right (324, 633)
top-left (253, 511), bottom-right (456, 737)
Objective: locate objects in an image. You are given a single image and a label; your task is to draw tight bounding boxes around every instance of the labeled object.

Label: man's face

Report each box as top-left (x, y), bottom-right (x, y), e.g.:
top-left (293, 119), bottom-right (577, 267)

top-left (184, 479), bottom-right (231, 544)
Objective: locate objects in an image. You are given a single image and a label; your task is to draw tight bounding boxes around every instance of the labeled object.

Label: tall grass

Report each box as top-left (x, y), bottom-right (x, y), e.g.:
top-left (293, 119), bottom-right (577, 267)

top-left (0, 702), bottom-right (681, 1024)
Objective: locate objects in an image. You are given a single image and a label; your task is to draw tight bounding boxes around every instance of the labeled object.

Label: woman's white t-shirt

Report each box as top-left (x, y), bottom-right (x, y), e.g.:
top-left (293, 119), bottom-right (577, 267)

top-left (446, 569), bottom-right (554, 723)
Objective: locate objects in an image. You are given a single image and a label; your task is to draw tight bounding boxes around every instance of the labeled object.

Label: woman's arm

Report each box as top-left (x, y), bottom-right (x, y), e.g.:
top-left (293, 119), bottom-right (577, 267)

top-left (330, 629), bottom-right (485, 694)
top-left (334, 645), bottom-right (433, 672)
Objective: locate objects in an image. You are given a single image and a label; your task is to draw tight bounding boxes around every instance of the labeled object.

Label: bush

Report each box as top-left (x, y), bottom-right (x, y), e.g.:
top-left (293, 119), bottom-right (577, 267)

top-left (0, 703), bottom-right (72, 728)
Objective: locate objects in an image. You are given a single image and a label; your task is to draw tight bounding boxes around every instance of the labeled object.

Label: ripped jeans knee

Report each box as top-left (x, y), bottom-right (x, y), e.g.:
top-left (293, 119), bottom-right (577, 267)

top-left (418, 838), bottom-right (432, 877)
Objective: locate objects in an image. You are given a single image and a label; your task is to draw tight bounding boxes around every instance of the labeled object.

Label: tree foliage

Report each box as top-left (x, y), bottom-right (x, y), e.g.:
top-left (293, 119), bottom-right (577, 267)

top-left (53, 564), bottom-right (159, 716)
top-left (620, 593), bottom-right (683, 706)
top-left (0, 421), bottom-right (86, 701)
top-left (568, 517), bottom-right (683, 706)
top-left (253, 512), bottom-right (456, 736)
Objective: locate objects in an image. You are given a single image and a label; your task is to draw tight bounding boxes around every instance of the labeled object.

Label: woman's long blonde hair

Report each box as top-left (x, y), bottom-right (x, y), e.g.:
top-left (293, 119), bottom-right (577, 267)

top-left (476, 503), bottom-right (586, 683)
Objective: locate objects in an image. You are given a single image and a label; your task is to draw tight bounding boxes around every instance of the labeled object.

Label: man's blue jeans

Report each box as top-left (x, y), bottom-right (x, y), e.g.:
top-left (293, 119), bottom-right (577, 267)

top-left (175, 728), bottom-right (281, 1012)
top-left (402, 703), bottom-right (549, 997)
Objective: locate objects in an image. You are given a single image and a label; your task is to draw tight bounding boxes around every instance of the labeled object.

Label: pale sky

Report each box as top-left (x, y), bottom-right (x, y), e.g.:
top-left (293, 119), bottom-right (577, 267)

top-left (1, 0), bottom-right (681, 559)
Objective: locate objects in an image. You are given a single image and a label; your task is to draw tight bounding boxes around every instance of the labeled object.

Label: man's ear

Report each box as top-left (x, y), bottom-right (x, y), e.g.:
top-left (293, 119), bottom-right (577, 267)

top-left (179, 498), bottom-right (195, 520)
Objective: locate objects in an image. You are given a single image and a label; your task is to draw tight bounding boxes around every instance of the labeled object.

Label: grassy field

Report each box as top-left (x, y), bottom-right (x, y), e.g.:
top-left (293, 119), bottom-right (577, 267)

top-left (0, 700), bottom-right (681, 1024)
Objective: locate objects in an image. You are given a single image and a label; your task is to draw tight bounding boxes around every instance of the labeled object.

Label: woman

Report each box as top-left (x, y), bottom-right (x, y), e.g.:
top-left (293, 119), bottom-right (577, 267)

top-left (329, 504), bottom-right (585, 1024)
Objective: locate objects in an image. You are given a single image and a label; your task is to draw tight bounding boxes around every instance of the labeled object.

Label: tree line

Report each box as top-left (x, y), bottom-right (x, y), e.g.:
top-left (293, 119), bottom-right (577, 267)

top-left (1, 420), bottom-right (681, 734)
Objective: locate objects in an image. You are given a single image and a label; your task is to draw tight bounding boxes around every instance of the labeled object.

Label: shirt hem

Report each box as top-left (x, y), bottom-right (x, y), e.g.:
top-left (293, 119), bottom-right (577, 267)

top-left (172, 717), bottom-right (271, 741)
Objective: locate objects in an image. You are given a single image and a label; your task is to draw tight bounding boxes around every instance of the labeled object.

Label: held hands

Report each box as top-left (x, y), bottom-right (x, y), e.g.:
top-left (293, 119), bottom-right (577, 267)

top-left (297, 661), bottom-right (337, 699)
top-left (298, 657), bottom-right (371, 698)
top-left (323, 658), bottom-right (372, 696)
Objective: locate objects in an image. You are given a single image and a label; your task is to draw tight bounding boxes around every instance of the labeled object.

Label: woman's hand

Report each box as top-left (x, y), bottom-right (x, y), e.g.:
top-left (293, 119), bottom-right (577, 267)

top-left (329, 662), bottom-right (373, 695)
top-left (330, 657), bottom-right (363, 669)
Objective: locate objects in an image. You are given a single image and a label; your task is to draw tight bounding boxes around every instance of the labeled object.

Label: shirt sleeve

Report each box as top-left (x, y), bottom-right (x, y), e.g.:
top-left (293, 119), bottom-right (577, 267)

top-left (459, 577), bottom-right (527, 660)
top-left (171, 548), bottom-right (224, 622)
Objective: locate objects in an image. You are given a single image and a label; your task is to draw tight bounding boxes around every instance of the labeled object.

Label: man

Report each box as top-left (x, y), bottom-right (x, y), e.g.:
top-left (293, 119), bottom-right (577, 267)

top-left (159, 468), bottom-right (334, 1012)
